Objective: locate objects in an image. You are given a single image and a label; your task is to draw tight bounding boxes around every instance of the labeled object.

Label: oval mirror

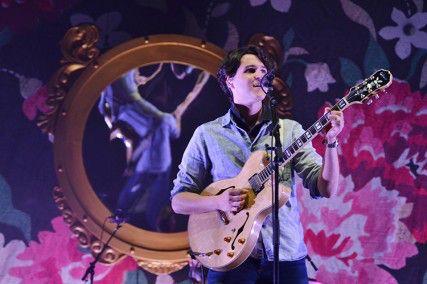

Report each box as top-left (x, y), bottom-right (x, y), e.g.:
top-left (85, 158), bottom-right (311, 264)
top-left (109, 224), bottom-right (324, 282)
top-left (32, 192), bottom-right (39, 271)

top-left (49, 25), bottom-right (226, 274)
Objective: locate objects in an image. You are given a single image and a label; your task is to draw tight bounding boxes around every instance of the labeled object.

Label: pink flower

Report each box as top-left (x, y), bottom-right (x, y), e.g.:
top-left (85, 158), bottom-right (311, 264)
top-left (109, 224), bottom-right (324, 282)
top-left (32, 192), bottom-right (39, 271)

top-left (0, 0), bottom-right (80, 33)
top-left (304, 230), bottom-right (353, 258)
top-left (344, 81), bottom-right (426, 241)
top-left (305, 63), bottom-right (336, 92)
top-left (379, 8), bottom-right (427, 59)
top-left (22, 85), bottom-right (50, 121)
top-left (9, 217), bottom-right (137, 283)
top-left (301, 80), bottom-right (426, 282)
top-left (317, 260), bottom-right (398, 284)
top-left (65, 254), bottom-right (137, 283)
top-left (298, 175), bottom-right (417, 283)
top-left (314, 80), bottom-right (426, 243)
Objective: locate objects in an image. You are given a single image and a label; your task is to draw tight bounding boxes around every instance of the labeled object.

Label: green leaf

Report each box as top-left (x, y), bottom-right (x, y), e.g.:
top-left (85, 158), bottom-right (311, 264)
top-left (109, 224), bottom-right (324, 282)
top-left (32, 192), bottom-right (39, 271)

top-left (339, 57), bottom-right (362, 87)
top-left (282, 28), bottom-right (294, 52)
top-left (286, 73), bottom-right (293, 88)
top-left (420, 58), bottom-right (427, 89)
top-left (406, 49), bottom-right (427, 81)
top-left (340, 0), bottom-right (376, 40)
top-left (0, 175), bottom-right (32, 241)
top-left (0, 27), bottom-right (12, 48)
top-left (363, 36), bottom-right (390, 76)
top-left (124, 268), bottom-right (149, 284)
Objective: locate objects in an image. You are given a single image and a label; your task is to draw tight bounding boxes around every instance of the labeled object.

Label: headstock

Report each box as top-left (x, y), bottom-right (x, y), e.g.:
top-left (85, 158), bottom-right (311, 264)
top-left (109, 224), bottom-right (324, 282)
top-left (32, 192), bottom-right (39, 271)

top-left (346, 69), bottom-right (393, 105)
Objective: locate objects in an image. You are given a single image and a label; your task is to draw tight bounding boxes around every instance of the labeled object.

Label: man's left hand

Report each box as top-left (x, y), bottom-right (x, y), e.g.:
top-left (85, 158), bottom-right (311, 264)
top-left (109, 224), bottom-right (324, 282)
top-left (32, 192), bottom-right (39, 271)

top-left (325, 107), bottom-right (344, 143)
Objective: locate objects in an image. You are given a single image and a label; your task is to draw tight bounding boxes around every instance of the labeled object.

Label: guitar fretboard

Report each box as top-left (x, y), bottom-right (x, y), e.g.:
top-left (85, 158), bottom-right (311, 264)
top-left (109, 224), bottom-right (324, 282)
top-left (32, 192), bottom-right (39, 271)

top-left (249, 97), bottom-right (348, 191)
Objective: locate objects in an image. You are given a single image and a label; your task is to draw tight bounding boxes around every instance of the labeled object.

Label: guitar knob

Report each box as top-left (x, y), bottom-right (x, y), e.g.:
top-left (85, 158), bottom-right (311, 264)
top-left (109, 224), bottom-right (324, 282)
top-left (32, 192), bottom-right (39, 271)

top-left (238, 238), bottom-right (246, 244)
top-left (224, 236), bottom-right (232, 243)
top-left (227, 252), bottom-right (234, 258)
top-left (214, 249), bottom-right (222, 255)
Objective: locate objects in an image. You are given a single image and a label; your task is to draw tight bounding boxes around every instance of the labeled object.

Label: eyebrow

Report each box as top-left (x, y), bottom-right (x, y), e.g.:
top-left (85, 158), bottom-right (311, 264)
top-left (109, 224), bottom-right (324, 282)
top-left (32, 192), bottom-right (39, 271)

top-left (244, 64), bottom-right (267, 70)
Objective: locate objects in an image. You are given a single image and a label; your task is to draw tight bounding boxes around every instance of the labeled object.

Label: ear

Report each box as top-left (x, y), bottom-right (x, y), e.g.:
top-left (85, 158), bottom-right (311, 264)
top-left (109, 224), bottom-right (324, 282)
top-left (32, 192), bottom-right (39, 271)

top-left (226, 77), bottom-right (234, 90)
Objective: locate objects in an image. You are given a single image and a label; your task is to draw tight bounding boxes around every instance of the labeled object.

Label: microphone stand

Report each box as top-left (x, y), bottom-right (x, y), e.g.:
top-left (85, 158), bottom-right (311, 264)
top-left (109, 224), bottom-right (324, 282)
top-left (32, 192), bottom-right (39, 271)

top-left (269, 92), bottom-right (283, 284)
top-left (81, 216), bottom-right (124, 283)
top-left (261, 72), bottom-right (283, 284)
top-left (82, 175), bottom-right (145, 282)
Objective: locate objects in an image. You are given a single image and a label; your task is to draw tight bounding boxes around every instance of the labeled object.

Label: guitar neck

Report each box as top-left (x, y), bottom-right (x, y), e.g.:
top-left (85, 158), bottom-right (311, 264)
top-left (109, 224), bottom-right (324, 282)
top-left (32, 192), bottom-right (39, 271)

top-left (254, 97), bottom-right (349, 186)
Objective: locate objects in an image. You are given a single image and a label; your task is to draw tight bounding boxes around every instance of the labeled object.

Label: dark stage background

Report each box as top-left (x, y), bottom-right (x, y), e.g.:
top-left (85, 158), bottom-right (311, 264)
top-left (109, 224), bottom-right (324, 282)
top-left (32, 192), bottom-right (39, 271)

top-left (0, 0), bottom-right (426, 283)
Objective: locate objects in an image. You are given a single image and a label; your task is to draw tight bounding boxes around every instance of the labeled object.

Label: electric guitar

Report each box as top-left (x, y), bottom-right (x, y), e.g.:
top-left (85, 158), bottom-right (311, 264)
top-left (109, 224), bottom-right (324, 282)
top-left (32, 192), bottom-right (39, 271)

top-left (187, 69), bottom-right (393, 271)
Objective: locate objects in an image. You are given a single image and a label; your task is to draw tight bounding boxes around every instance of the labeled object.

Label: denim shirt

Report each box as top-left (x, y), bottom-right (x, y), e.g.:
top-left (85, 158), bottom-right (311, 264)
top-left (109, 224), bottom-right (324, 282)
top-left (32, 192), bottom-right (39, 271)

top-left (171, 109), bottom-right (323, 261)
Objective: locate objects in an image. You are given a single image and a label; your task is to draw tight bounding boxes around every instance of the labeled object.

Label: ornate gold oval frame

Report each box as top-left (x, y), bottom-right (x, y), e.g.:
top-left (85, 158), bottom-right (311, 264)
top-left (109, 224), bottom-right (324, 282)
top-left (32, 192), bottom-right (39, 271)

top-left (47, 25), bottom-right (225, 274)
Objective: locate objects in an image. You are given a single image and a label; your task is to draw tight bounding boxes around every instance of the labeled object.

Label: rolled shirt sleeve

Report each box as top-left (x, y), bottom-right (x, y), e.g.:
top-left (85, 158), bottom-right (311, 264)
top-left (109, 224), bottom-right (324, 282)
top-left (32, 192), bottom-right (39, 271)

top-left (171, 125), bottom-right (211, 198)
top-left (288, 121), bottom-right (323, 198)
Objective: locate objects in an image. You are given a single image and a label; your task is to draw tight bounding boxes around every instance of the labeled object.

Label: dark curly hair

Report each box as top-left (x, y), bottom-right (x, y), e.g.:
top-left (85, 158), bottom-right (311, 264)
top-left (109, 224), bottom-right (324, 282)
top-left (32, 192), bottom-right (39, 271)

top-left (217, 45), bottom-right (276, 99)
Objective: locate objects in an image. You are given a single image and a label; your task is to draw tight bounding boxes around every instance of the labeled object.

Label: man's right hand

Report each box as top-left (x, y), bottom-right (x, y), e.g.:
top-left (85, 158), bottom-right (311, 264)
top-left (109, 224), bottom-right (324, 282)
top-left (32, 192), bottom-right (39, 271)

top-left (217, 188), bottom-right (248, 213)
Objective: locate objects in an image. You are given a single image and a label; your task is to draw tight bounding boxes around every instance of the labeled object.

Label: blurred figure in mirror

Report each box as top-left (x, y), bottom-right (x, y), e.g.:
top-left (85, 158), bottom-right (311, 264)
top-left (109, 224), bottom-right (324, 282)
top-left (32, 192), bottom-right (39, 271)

top-left (98, 66), bottom-right (210, 230)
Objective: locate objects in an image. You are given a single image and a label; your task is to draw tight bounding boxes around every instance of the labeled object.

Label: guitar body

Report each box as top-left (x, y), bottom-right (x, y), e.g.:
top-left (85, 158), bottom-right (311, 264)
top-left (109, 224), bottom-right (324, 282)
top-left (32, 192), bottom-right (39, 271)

top-left (188, 150), bottom-right (292, 271)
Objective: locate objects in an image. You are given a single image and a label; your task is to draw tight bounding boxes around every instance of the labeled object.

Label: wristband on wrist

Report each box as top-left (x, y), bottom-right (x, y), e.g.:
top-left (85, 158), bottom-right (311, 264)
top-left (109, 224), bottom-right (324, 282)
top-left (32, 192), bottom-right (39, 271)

top-left (326, 140), bottom-right (339, 148)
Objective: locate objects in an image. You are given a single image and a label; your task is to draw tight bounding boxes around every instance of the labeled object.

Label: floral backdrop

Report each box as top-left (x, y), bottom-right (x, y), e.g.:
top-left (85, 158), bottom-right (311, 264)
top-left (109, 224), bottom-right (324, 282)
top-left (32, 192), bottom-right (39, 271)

top-left (0, 0), bottom-right (426, 283)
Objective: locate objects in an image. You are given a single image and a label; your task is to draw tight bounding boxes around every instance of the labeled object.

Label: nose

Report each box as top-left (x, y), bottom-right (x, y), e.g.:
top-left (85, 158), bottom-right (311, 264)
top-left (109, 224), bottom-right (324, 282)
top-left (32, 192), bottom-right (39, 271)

top-left (254, 71), bottom-right (264, 84)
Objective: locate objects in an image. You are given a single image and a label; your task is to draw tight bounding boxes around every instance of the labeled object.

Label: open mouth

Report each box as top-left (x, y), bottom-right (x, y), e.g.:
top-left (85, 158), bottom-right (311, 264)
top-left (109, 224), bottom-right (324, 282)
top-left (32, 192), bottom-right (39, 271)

top-left (252, 79), bottom-right (262, 88)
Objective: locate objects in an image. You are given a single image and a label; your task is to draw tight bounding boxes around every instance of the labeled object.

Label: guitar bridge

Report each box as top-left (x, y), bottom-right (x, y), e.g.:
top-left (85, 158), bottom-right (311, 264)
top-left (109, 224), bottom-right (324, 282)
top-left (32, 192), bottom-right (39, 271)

top-left (218, 210), bottom-right (229, 224)
top-left (188, 249), bottom-right (213, 257)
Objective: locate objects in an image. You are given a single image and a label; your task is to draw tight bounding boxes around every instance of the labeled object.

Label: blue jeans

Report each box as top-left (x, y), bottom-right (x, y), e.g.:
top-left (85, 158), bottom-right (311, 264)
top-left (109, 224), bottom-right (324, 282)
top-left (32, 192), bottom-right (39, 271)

top-left (207, 257), bottom-right (308, 284)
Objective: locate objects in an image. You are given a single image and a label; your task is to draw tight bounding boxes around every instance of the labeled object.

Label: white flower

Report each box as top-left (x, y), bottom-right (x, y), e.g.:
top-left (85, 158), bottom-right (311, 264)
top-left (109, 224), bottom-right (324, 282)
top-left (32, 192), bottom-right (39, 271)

top-left (304, 63), bottom-right (336, 93)
top-left (249, 0), bottom-right (291, 13)
top-left (0, 233), bottom-right (32, 284)
top-left (379, 8), bottom-right (427, 59)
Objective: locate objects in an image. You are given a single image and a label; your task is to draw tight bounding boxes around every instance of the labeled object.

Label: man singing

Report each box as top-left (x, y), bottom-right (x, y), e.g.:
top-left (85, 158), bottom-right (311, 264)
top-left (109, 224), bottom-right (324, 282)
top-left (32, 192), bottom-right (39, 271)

top-left (171, 45), bottom-right (344, 283)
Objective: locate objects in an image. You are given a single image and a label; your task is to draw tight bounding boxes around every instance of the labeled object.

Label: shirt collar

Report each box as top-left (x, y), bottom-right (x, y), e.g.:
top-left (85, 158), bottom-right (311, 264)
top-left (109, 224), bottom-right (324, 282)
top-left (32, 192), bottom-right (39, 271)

top-left (220, 102), bottom-right (272, 127)
top-left (219, 110), bottom-right (233, 127)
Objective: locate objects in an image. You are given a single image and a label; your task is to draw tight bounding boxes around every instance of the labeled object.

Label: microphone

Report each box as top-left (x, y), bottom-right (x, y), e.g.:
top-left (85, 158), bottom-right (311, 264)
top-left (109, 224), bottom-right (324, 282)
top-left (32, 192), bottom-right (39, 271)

top-left (260, 69), bottom-right (276, 92)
